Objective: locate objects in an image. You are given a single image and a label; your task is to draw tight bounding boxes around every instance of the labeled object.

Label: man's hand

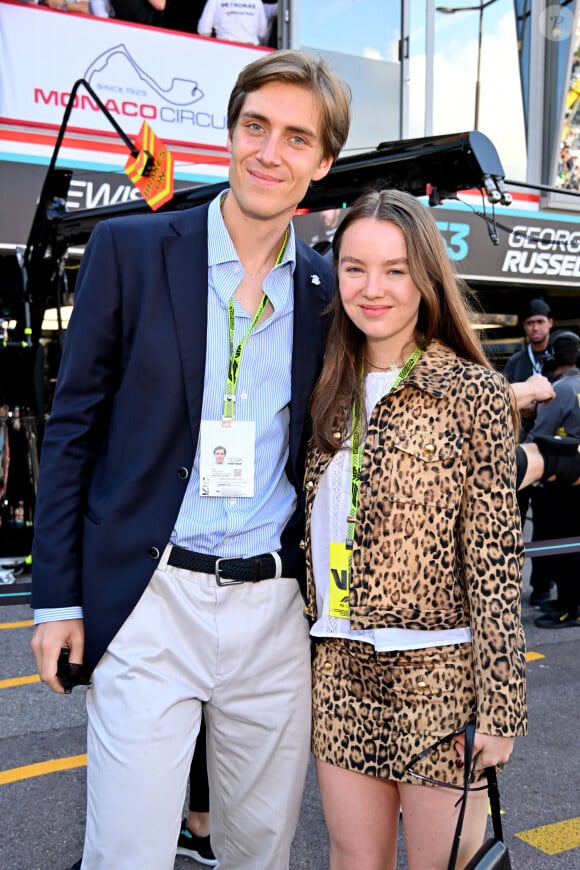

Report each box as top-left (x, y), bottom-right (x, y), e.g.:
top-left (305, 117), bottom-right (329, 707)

top-left (509, 374), bottom-right (555, 415)
top-left (526, 373), bottom-right (555, 404)
top-left (31, 619), bottom-right (85, 694)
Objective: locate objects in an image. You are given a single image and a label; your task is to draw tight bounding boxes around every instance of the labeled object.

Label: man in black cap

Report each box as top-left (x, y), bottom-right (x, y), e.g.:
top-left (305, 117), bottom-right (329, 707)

top-left (503, 298), bottom-right (553, 388)
top-left (526, 331), bottom-right (580, 628)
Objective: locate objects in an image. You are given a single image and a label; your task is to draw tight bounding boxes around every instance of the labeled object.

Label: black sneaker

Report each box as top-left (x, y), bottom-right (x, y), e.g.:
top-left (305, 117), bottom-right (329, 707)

top-left (176, 819), bottom-right (218, 866)
top-left (535, 609), bottom-right (580, 629)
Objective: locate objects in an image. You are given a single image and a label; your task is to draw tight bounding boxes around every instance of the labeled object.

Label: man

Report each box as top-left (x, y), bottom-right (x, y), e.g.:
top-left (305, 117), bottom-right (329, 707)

top-left (503, 297), bottom-right (554, 422)
top-left (31, 49), bottom-right (351, 869)
top-left (197, 0), bottom-right (268, 45)
top-left (503, 297), bottom-right (554, 604)
top-left (526, 331), bottom-right (580, 629)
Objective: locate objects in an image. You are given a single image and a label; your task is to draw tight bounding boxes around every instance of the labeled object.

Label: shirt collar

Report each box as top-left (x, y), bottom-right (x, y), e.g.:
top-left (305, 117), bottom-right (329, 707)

top-left (207, 190), bottom-right (296, 270)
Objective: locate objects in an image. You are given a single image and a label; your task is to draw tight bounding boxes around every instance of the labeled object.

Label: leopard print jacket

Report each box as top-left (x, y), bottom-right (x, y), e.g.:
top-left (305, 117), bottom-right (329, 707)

top-left (304, 339), bottom-right (527, 736)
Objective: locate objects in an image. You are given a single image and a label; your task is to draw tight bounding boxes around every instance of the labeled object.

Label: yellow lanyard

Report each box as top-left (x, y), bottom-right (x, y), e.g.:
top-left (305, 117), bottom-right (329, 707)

top-left (346, 347), bottom-right (423, 551)
top-left (222, 230), bottom-right (288, 420)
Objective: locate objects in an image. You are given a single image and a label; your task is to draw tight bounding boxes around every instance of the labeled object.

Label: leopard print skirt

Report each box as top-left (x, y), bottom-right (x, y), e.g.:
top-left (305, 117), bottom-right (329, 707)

top-left (312, 637), bottom-right (482, 787)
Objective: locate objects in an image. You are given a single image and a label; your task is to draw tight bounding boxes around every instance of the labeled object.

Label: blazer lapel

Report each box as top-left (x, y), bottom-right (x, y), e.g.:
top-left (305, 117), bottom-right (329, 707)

top-left (162, 204), bottom-right (210, 444)
top-left (289, 245), bottom-right (332, 473)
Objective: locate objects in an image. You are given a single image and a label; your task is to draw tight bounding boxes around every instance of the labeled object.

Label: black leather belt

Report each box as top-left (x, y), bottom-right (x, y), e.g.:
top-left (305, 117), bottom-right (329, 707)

top-left (168, 545), bottom-right (294, 586)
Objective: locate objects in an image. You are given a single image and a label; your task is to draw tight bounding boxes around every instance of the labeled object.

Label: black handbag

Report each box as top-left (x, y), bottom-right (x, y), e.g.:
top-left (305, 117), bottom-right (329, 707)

top-left (448, 721), bottom-right (512, 870)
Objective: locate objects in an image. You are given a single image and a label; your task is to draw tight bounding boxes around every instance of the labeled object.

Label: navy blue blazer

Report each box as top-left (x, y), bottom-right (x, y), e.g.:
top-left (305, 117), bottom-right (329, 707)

top-left (31, 202), bottom-right (334, 673)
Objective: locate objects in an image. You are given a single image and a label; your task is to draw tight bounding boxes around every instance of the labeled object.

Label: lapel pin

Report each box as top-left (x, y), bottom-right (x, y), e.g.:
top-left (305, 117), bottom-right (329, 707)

top-left (310, 274), bottom-right (321, 285)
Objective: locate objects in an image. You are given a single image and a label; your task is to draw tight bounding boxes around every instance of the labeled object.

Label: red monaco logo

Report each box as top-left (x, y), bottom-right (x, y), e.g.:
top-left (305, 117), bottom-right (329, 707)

top-left (34, 89), bottom-right (157, 119)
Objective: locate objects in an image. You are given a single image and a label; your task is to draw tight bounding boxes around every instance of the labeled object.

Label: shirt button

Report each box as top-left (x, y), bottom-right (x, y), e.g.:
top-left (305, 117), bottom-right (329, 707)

top-left (306, 481), bottom-right (314, 490)
top-left (416, 677), bottom-right (428, 690)
top-left (323, 661), bottom-right (332, 671)
top-left (229, 497), bottom-right (236, 506)
top-left (423, 443), bottom-right (435, 455)
top-left (332, 431), bottom-right (342, 441)
top-left (241, 391), bottom-right (248, 400)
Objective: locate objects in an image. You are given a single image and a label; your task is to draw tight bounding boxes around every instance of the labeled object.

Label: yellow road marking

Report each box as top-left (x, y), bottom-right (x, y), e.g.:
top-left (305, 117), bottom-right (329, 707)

top-left (0, 620), bottom-right (33, 629)
top-left (0, 674), bottom-right (40, 689)
top-left (526, 650), bottom-right (545, 662)
top-left (516, 817), bottom-right (580, 855)
top-left (0, 755), bottom-right (87, 786)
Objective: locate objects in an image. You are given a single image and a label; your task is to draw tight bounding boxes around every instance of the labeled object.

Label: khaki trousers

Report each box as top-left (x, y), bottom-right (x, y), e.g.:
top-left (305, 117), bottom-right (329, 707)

top-left (82, 545), bottom-right (312, 870)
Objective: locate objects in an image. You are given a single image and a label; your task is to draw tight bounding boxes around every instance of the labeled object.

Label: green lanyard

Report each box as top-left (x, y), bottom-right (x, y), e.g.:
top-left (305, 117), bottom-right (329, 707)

top-left (345, 347), bottom-right (423, 551)
top-left (222, 230), bottom-right (288, 420)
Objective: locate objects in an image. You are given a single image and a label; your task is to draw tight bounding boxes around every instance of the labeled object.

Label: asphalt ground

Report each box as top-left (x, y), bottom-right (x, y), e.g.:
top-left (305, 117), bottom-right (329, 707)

top-left (1, 551), bottom-right (579, 869)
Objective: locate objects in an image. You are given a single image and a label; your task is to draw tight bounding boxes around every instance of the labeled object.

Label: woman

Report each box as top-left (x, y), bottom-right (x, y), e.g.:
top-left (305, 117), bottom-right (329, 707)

top-left (305, 189), bottom-right (527, 870)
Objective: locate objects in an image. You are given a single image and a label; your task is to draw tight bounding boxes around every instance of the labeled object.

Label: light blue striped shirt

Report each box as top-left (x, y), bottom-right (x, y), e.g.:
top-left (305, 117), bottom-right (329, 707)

top-left (171, 192), bottom-right (297, 557)
top-left (35, 192), bottom-right (296, 623)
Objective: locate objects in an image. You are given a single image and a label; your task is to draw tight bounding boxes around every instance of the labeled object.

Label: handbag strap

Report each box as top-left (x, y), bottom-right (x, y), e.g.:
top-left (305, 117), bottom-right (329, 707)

top-left (448, 723), bottom-right (505, 870)
top-left (447, 720), bottom-right (476, 870)
top-left (485, 765), bottom-right (504, 841)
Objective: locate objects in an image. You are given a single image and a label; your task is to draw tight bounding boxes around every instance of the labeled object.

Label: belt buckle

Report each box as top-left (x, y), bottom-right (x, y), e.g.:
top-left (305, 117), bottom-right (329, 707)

top-left (215, 556), bottom-right (244, 586)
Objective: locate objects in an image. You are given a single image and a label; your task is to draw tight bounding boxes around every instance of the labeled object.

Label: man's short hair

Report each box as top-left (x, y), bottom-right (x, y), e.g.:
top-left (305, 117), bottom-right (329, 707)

top-left (227, 49), bottom-right (351, 162)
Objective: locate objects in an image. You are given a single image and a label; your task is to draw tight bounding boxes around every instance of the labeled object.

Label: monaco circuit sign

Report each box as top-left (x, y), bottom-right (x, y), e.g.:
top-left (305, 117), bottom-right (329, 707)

top-left (0, 1), bottom-right (266, 151)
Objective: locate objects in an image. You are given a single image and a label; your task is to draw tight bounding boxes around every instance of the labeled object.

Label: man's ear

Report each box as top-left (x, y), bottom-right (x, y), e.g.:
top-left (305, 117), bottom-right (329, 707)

top-left (311, 154), bottom-right (333, 183)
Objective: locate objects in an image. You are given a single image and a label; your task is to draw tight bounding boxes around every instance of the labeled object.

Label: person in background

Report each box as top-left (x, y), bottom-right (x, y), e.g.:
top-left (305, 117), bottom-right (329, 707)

top-left (503, 298), bottom-right (555, 606)
top-left (304, 189), bottom-right (527, 869)
top-left (160, 0), bottom-right (205, 33)
top-left (43, 0), bottom-right (90, 13)
top-left (197, 0), bottom-right (267, 45)
top-left (176, 719), bottom-right (218, 867)
top-left (510, 376), bottom-right (580, 488)
top-left (526, 330), bottom-right (580, 629)
top-left (310, 207), bottom-right (345, 256)
top-left (503, 298), bottom-right (554, 433)
top-left (42, 0), bottom-right (113, 16)
top-left (263, 0), bottom-right (278, 47)
top-left (557, 146), bottom-right (579, 190)
top-left (110, 0), bottom-right (165, 26)
top-left (31, 49), bottom-right (350, 869)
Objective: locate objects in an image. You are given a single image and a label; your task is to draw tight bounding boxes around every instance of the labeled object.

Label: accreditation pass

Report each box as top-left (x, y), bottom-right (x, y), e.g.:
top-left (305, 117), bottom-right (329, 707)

top-left (199, 419), bottom-right (256, 497)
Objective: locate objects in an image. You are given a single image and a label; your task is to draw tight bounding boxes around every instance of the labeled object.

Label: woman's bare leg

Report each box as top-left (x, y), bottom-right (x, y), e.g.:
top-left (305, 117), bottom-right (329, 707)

top-left (316, 758), bottom-right (401, 870)
top-left (399, 780), bottom-right (488, 870)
